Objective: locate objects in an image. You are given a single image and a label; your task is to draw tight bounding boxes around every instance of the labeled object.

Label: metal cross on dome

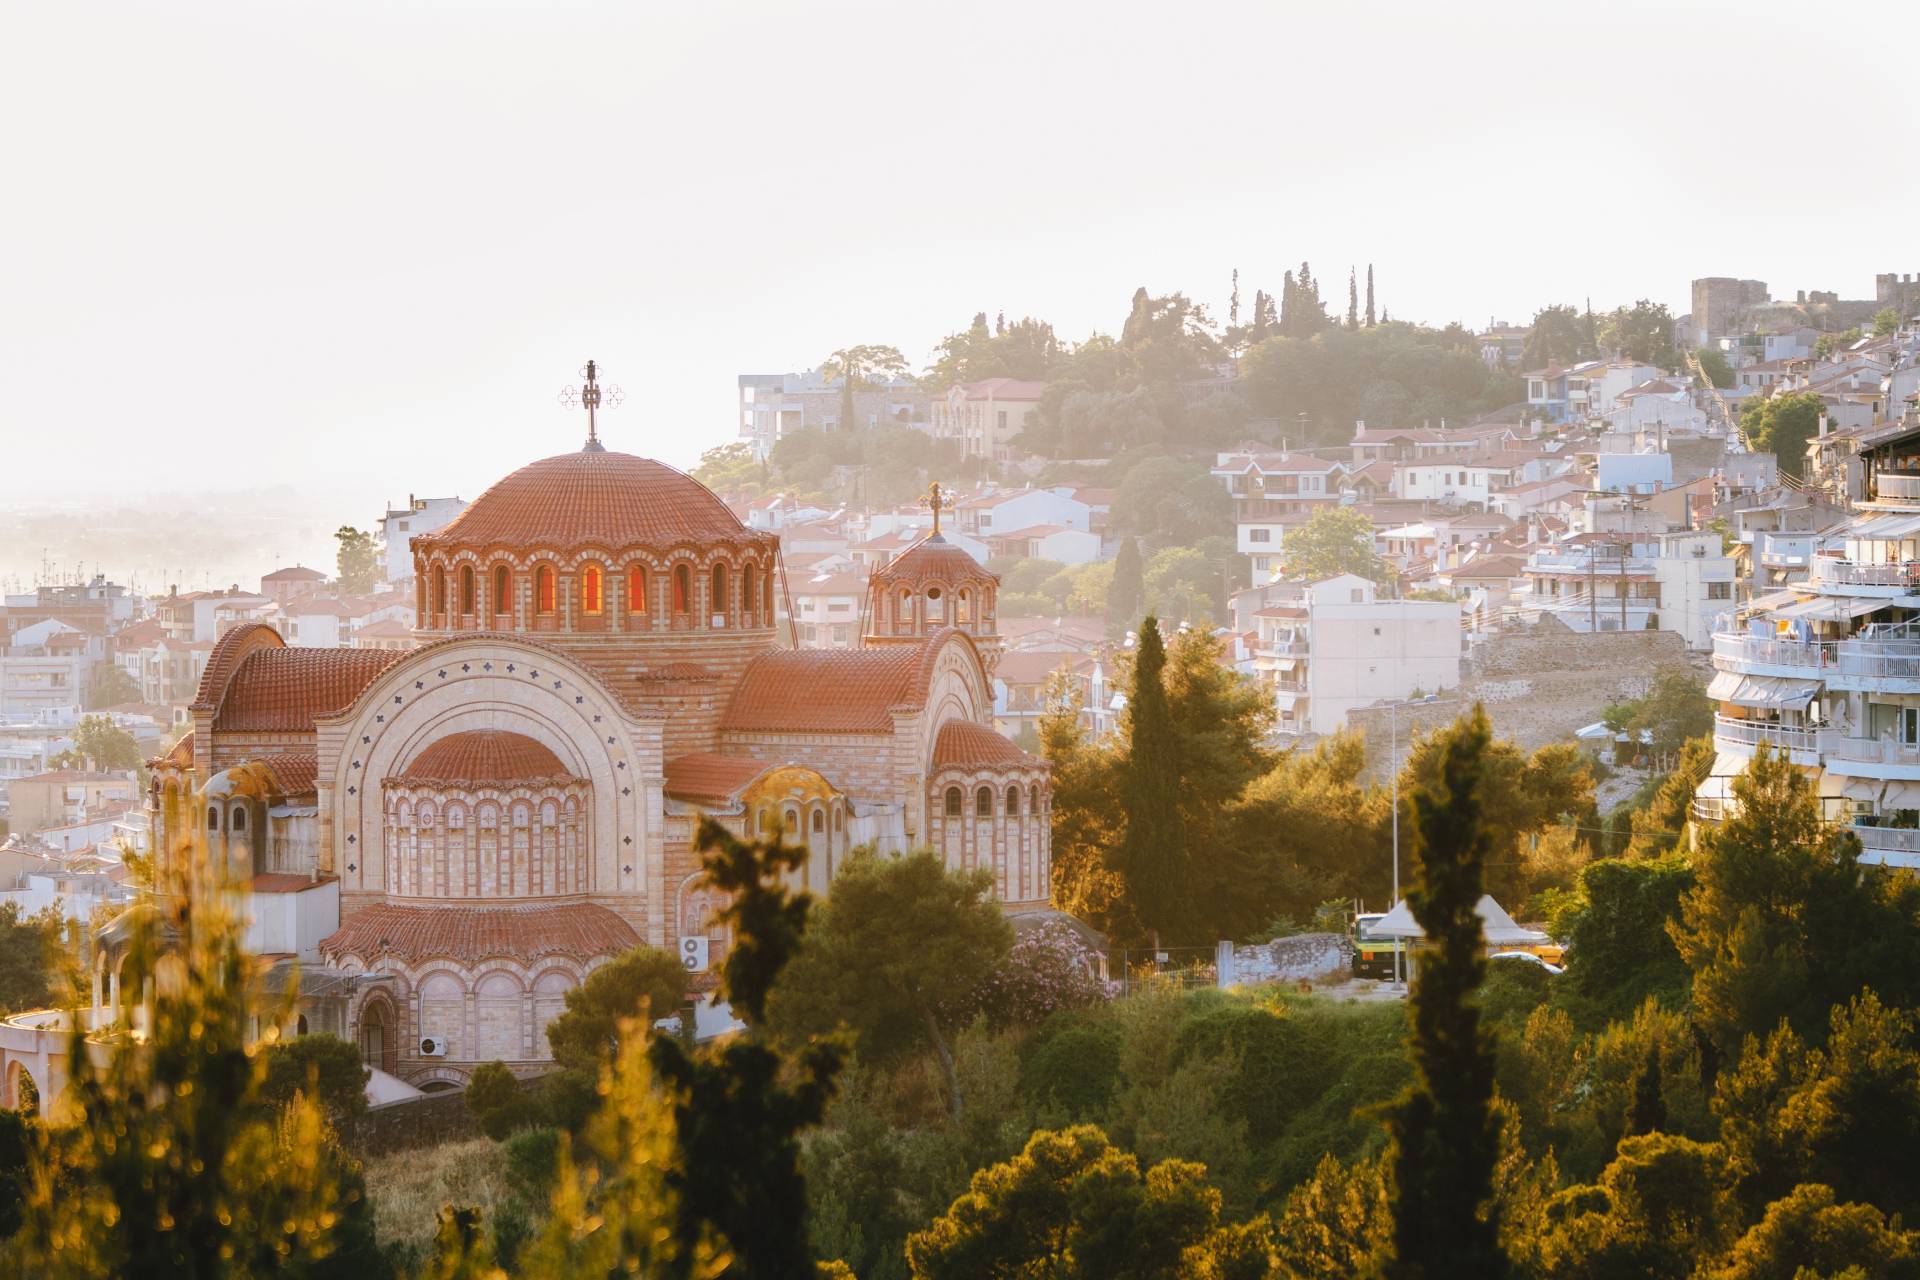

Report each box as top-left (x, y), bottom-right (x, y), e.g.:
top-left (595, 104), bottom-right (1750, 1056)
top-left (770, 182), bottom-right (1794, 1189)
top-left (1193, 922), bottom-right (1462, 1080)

top-left (559, 359), bottom-right (624, 452)
top-left (918, 481), bottom-right (955, 536)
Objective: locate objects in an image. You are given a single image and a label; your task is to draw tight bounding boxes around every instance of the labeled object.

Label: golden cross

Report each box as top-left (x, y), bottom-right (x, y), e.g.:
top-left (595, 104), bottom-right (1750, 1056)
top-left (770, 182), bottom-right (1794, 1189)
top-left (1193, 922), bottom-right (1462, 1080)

top-left (918, 481), bottom-right (954, 536)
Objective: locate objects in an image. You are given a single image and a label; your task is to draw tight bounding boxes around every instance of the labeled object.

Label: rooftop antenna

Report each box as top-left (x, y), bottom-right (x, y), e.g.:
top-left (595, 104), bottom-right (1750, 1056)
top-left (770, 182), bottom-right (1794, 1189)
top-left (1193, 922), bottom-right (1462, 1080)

top-left (559, 359), bottom-right (623, 452)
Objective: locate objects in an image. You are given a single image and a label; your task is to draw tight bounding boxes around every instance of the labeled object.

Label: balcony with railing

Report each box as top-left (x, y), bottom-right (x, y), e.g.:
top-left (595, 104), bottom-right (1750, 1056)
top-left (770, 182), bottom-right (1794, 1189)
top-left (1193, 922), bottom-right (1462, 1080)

top-left (1711, 630), bottom-right (1835, 676)
top-left (1851, 822), bottom-right (1920, 859)
top-left (1871, 472), bottom-right (1920, 503)
top-left (1809, 557), bottom-right (1920, 594)
top-left (1820, 733), bottom-right (1920, 778)
top-left (1713, 715), bottom-right (1824, 764)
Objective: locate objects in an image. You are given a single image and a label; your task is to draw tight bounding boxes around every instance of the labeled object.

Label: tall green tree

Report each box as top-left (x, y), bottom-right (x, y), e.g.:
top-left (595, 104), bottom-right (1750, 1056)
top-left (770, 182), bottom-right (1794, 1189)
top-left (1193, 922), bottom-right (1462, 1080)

top-left (1741, 392), bottom-right (1823, 480)
top-left (544, 944), bottom-right (687, 1074)
top-left (1365, 264), bottom-right (1376, 328)
top-left (1347, 267), bottom-right (1360, 329)
top-left (1669, 747), bottom-right (1920, 1055)
top-left (50, 713), bottom-right (142, 773)
top-left (1382, 705), bottom-right (1508, 1279)
top-left (1599, 299), bottom-right (1677, 366)
top-left (1281, 507), bottom-right (1390, 584)
top-left (334, 526), bottom-right (377, 594)
top-left (1117, 619), bottom-right (1189, 944)
top-left (766, 849), bottom-right (1010, 1121)
top-left (0, 903), bottom-right (72, 1017)
top-left (84, 661), bottom-right (140, 710)
top-left (1108, 536), bottom-right (1144, 638)
top-left (1523, 304), bottom-right (1587, 368)
top-left (645, 816), bottom-right (846, 1278)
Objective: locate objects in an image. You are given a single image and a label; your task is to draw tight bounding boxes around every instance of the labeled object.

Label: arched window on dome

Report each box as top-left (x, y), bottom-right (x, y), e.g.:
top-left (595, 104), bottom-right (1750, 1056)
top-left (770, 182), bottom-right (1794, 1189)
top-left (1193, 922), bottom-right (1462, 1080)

top-left (492, 564), bottom-right (511, 621)
top-left (810, 809), bottom-right (824, 834)
top-left (459, 565), bottom-right (475, 616)
top-left (926, 585), bottom-right (946, 624)
top-left (431, 565), bottom-right (447, 618)
top-left (957, 588), bottom-right (972, 624)
top-left (741, 563), bottom-right (757, 624)
top-left (1006, 785), bottom-right (1020, 817)
top-left (581, 564), bottom-right (604, 615)
top-left (207, 806), bottom-right (220, 832)
top-left (944, 787), bottom-right (962, 818)
top-left (711, 563), bottom-right (729, 625)
top-left (672, 565), bottom-right (691, 616)
top-left (764, 571), bottom-right (775, 620)
top-left (898, 589), bottom-right (914, 636)
top-left (976, 786), bottom-right (993, 818)
top-left (536, 566), bottom-right (557, 615)
top-left (627, 565), bottom-right (648, 616)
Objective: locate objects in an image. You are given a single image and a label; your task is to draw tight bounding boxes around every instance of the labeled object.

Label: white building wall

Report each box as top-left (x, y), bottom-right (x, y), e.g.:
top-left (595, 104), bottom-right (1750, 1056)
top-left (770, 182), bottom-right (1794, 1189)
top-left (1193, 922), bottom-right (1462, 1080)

top-left (1304, 600), bottom-right (1462, 736)
top-left (381, 498), bottom-right (468, 586)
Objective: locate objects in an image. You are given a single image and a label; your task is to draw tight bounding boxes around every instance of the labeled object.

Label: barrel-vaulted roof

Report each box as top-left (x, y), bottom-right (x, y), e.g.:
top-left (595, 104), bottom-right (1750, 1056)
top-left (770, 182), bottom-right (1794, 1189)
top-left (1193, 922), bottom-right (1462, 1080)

top-left (391, 730), bottom-right (576, 787)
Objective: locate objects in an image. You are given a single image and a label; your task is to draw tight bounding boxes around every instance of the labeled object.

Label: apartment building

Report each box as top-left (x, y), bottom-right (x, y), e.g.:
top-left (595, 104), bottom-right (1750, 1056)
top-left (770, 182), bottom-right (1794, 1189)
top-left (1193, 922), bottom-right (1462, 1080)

top-left (1248, 574), bottom-right (1461, 737)
top-left (1697, 424), bottom-right (1920, 867)
top-left (1211, 447), bottom-right (1347, 584)
top-left (1516, 529), bottom-right (1735, 649)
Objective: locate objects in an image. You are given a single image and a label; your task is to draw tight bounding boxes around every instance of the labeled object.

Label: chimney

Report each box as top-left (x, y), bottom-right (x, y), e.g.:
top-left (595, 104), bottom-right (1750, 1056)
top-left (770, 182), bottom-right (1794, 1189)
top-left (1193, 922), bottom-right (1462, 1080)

top-left (1818, 411), bottom-right (1830, 438)
top-left (1354, 418), bottom-right (1366, 439)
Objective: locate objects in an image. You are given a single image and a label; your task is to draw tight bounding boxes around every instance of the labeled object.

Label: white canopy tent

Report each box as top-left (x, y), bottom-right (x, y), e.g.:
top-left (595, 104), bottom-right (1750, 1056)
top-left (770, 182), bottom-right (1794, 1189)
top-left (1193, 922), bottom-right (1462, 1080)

top-left (1369, 894), bottom-right (1548, 948)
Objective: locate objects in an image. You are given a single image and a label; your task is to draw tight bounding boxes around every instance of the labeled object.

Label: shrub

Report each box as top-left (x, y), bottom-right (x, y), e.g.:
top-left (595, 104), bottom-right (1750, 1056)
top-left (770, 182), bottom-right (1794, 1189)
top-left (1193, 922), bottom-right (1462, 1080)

top-left (502, 1126), bottom-right (562, 1203)
top-left (260, 1033), bottom-right (370, 1122)
top-left (1022, 1019), bottom-right (1124, 1121)
top-left (977, 921), bottom-right (1111, 1028)
top-left (464, 1060), bottom-right (537, 1141)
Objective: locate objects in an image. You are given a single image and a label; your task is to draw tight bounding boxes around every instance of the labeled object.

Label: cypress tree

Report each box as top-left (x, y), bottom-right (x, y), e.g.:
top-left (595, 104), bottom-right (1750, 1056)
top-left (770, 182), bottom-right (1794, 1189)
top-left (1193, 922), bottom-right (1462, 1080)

top-left (1280, 271), bottom-right (1297, 337)
top-left (1117, 618), bottom-right (1189, 945)
top-left (1347, 267), bottom-right (1360, 329)
top-left (1229, 267), bottom-right (1241, 329)
top-left (1383, 705), bottom-right (1508, 1280)
top-left (1366, 264), bottom-right (1377, 327)
top-left (1108, 537), bottom-right (1144, 639)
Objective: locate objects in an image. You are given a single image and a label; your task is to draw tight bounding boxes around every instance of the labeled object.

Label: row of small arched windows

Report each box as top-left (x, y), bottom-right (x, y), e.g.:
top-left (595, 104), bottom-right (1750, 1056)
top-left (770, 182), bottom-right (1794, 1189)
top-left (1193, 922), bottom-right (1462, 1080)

top-left (207, 805), bottom-right (247, 832)
top-left (426, 560), bottom-right (770, 620)
top-left (943, 785), bottom-right (1042, 818)
top-left (755, 806), bottom-right (844, 835)
top-left (390, 798), bottom-right (577, 828)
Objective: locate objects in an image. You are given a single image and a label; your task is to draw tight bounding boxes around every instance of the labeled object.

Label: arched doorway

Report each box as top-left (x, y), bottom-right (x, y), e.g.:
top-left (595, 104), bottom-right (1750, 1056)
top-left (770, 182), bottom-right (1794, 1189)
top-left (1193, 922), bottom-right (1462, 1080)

top-left (358, 992), bottom-right (397, 1076)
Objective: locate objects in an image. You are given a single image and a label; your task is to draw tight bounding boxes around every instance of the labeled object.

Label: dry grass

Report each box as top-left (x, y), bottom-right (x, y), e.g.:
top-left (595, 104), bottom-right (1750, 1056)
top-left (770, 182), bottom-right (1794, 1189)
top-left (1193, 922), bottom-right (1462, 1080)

top-left (361, 1137), bottom-right (513, 1257)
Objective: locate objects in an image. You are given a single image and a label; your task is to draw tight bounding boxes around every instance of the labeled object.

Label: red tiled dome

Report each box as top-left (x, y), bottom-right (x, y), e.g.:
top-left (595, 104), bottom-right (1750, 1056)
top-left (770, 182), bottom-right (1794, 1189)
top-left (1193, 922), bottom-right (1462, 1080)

top-left (932, 718), bottom-right (1035, 770)
top-left (873, 533), bottom-right (994, 589)
top-left (393, 730), bottom-right (576, 786)
top-left (420, 449), bottom-right (764, 552)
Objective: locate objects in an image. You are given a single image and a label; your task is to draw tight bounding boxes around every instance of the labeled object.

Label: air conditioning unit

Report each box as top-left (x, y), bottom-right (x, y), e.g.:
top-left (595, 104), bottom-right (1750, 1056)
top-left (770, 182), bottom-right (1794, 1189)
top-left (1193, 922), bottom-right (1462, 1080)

top-left (419, 1036), bottom-right (448, 1057)
top-left (680, 936), bottom-right (710, 973)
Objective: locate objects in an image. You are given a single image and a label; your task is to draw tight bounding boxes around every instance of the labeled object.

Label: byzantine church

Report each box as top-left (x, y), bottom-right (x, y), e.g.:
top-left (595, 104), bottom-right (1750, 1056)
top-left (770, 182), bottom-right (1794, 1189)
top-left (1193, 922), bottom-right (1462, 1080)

top-left (150, 408), bottom-right (1051, 1088)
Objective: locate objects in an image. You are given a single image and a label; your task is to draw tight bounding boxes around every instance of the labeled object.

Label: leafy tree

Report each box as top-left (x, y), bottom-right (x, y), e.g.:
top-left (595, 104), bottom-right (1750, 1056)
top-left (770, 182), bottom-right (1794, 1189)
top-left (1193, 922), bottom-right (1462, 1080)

top-left (544, 945), bottom-right (687, 1074)
top-left (1041, 672), bottom-right (1131, 935)
top-left (1874, 306), bottom-right (1902, 337)
top-left (465, 1059), bottom-right (537, 1141)
top-left (1705, 1181), bottom-right (1920, 1280)
top-left (9, 833), bottom-right (366, 1277)
top-left (1670, 747), bottom-right (1920, 1054)
top-left (1281, 506), bottom-right (1390, 584)
top-left (1142, 541), bottom-right (1235, 625)
top-left (84, 661), bottom-right (140, 710)
top-left (819, 344), bottom-right (910, 432)
top-left (767, 848), bottom-right (1008, 1120)
top-left (0, 902), bottom-right (71, 1016)
top-left (1118, 287), bottom-right (1222, 383)
top-left (1628, 1041), bottom-right (1666, 1138)
top-left (1524, 304), bottom-right (1589, 368)
top-left (1598, 299), bottom-right (1677, 366)
top-left (1715, 992), bottom-right (1920, 1224)
top-left (904, 1125), bottom-right (1221, 1280)
top-left (1556, 855), bottom-right (1695, 1023)
top-left (1814, 328), bottom-right (1864, 360)
top-left (49, 713), bottom-right (141, 773)
top-left (1110, 454), bottom-right (1232, 549)
top-left (1696, 347), bottom-right (1736, 389)
top-left (334, 526), bottom-right (378, 594)
top-left (926, 312), bottom-right (1063, 384)
top-left (690, 440), bottom-right (767, 496)
top-left (1382, 706), bottom-right (1507, 1280)
top-left (1109, 536), bottom-right (1144, 638)
top-left (1347, 267), bottom-right (1360, 329)
top-left (1538, 1133), bottom-right (1735, 1280)
top-left (1614, 669), bottom-right (1714, 763)
top-left (1743, 392), bottom-right (1823, 479)
top-left (645, 816), bottom-right (845, 1277)
top-left (1117, 620), bottom-right (1190, 945)
top-left (1271, 1152), bottom-right (1389, 1277)
top-left (1233, 731), bottom-right (1389, 923)
top-left (261, 1034), bottom-right (368, 1123)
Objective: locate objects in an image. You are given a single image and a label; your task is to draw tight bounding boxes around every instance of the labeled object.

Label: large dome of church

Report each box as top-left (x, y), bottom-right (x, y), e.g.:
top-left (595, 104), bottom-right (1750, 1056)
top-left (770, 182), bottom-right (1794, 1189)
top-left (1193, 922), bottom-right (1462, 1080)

top-left (421, 448), bottom-right (760, 553)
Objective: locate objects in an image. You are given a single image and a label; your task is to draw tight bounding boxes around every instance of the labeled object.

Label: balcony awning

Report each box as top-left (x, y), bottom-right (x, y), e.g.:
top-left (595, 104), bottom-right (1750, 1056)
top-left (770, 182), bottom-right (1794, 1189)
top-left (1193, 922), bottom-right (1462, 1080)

top-left (1846, 512), bottom-right (1920, 540)
top-left (1773, 595), bottom-right (1888, 621)
top-left (1707, 671), bottom-right (1820, 711)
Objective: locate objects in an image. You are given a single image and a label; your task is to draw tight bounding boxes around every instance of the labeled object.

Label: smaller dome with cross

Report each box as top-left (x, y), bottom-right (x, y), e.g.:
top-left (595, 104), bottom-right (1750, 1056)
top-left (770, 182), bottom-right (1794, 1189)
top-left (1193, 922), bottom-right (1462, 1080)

top-left (865, 531), bottom-right (1000, 661)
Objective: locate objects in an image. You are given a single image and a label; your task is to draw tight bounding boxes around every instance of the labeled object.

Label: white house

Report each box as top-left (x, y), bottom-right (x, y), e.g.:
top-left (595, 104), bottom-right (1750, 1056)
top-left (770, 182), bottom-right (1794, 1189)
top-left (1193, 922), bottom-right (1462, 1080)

top-left (957, 489), bottom-right (1092, 539)
top-left (378, 496), bottom-right (467, 586)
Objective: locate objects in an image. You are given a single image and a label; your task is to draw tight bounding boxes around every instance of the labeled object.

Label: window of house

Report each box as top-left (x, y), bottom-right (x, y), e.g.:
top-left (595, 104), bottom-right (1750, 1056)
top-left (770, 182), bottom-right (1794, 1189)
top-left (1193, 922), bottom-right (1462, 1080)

top-left (231, 806), bottom-right (246, 832)
top-left (976, 786), bottom-right (993, 817)
top-left (742, 564), bottom-right (757, 615)
top-left (811, 809), bottom-right (824, 833)
top-left (1350, 589), bottom-right (1364, 602)
top-left (628, 565), bottom-right (648, 613)
top-left (711, 563), bottom-right (728, 617)
top-left (432, 566), bottom-right (446, 614)
top-left (581, 564), bottom-right (604, 614)
top-left (1249, 528), bottom-right (1271, 543)
top-left (944, 787), bottom-right (962, 818)
top-left (459, 566), bottom-right (475, 615)
top-left (1707, 581), bottom-right (1731, 600)
top-left (207, 807), bottom-right (220, 831)
top-left (1006, 786), bottom-right (1020, 816)
top-left (493, 565), bottom-right (510, 614)
top-left (673, 565), bottom-right (691, 613)
top-left (536, 566), bottom-right (557, 614)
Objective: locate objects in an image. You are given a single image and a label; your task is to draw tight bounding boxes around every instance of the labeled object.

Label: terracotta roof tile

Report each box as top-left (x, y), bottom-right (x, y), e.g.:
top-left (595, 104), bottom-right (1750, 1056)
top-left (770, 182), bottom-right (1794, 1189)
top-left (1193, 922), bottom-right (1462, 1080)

top-left (418, 449), bottom-right (774, 553)
top-left (723, 647), bottom-right (926, 734)
top-left (663, 753), bottom-right (774, 803)
top-left (251, 872), bottom-right (332, 893)
top-left (394, 730), bottom-right (576, 787)
top-left (871, 533), bottom-right (994, 589)
top-left (212, 645), bottom-right (405, 732)
top-left (13, 769), bottom-right (132, 784)
top-left (932, 719), bottom-right (1035, 769)
top-left (156, 731), bottom-right (194, 769)
top-left (257, 751), bottom-right (318, 797)
top-left (320, 901), bottom-right (640, 966)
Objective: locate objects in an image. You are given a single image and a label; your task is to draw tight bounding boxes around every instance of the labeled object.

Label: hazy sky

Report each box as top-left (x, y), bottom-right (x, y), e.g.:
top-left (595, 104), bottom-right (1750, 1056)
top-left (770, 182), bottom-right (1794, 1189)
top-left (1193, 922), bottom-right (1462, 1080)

top-left (6, 0), bottom-right (1917, 518)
